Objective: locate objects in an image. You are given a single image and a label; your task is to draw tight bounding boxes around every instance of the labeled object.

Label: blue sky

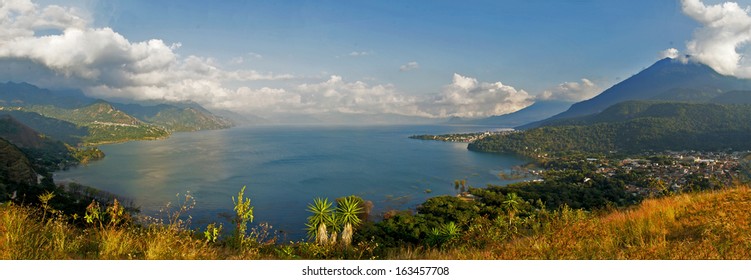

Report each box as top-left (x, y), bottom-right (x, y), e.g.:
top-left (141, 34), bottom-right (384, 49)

top-left (3, 0), bottom-right (751, 120)
top-left (92, 0), bottom-right (694, 92)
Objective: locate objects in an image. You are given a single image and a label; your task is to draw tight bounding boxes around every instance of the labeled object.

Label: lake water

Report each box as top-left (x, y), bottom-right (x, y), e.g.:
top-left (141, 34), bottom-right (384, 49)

top-left (55, 125), bottom-right (526, 241)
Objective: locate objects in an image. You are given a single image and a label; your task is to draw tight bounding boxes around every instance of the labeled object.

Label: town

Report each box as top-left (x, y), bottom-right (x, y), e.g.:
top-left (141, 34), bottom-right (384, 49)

top-left (526, 151), bottom-right (751, 198)
top-left (409, 129), bottom-right (514, 143)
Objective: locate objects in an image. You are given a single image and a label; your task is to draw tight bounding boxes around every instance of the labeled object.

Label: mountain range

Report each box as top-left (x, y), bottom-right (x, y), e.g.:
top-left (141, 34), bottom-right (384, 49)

top-left (448, 100), bottom-right (574, 127)
top-left (520, 57), bottom-right (751, 129)
top-left (470, 57), bottom-right (751, 156)
top-left (0, 114), bottom-right (75, 174)
top-left (0, 82), bottom-right (233, 145)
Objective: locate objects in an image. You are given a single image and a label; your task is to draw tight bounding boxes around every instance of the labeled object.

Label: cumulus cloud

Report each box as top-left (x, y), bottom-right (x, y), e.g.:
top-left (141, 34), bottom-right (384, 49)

top-left (537, 78), bottom-right (602, 102)
top-left (681, 0), bottom-right (751, 78)
top-left (422, 73), bottom-right (533, 118)
top-left (399, 61), bottom-right (419, 72)
top-left (210, 75), bottom-right (427, 117)
top-left (0, 0), bottom-right (557, 121)
top-left (660, 48), bottom-right (681, 59)
top-left (214, 73), bottom-right (534, 119)
top-left (295, 75), bottom-right (426, 115)
top-left (0, 0), bottom-right (292, 106)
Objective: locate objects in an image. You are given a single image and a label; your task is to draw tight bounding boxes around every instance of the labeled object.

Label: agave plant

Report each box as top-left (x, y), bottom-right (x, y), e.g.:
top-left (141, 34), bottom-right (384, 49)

top-left (306, 197), bottom-right (334, 245)
top-left (336, 196), bottom-right (363, 247)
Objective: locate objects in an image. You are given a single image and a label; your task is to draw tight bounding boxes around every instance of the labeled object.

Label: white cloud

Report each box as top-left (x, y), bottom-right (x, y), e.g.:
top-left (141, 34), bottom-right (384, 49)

top-left (681, 0), bottom-right (751, 78)
top-left (347, 51), bottom-right (371, 57)
top-left (399, 61), bottom-right (419, 72)
top-left (295, 75), bottom-right (426, 115)
top-left (0, 0), bottom-right (87, 40)
top-left (0, 0), bottom-right (569, 121)
top-left (660, 48), bottom-right (681, 59)
top-left (215, 74), bottom-right (535, 119)
top-left (537, 78), bottom-right (602, 102)
top-left (0, 0), bottom-right (293, 106)
top-left (423, 73), bottom-right (533, 118)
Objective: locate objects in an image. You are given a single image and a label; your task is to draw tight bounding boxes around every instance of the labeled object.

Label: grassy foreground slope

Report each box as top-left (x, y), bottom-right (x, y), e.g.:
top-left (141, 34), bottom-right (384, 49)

top-left (2, 185), bottom-right (750, 260)
top-left (415, 185), bottom-right (751, 260)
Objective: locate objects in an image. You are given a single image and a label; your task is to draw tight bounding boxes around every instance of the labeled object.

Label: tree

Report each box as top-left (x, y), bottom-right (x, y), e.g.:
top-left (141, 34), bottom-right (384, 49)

top-left (306, 197), bottom-right (334, 245)
top-left (503, 192), bottom-right (521, 223)
top-left (336, 196), bottom-right (363, 247)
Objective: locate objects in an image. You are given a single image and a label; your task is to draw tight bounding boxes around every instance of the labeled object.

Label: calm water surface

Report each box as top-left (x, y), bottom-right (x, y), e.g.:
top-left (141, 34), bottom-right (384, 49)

top-left (55, 125), bottom-right (526, 240)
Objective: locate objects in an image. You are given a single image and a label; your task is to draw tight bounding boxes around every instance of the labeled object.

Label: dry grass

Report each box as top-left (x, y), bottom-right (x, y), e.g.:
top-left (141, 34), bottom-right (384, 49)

top-left (408, 186), bottom-right (751, 259)
top-left (2, 185), bottom-right (751, 260)
top-left (0, 203), bottom-right (226, 260)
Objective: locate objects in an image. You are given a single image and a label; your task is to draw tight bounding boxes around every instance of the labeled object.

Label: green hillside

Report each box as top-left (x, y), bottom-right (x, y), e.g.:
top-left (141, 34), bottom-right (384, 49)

top-left (0, 138), bottom-right (37, 188)
top-left (21, 102), bottom-right (169, 145)
top-left (470, 101), bottom-right (751, 157)
top-left (0, 111), bottom-right (87, 146)
top-left (0, 115), bottom-right (76, 174)
top-left (117, 103), bottom-right (233, 132)
top-left (1, 82), bottom-right (233, 143)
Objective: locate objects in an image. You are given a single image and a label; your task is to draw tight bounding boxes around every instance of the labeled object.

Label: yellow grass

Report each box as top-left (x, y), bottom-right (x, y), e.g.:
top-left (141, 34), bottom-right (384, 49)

top-left (2, 185), bottom-right (751, 259)
top-left (413, 186), bottom-right (751, 259)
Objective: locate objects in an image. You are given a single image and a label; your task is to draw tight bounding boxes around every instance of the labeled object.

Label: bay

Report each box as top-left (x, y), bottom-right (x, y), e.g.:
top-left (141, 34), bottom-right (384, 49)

top-left (55, 125), bottom-right (527, 241)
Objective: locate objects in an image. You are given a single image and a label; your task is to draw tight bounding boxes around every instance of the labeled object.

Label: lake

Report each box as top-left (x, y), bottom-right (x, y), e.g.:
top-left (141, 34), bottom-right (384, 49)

top-left (55, 125), bottom-right (527, 241)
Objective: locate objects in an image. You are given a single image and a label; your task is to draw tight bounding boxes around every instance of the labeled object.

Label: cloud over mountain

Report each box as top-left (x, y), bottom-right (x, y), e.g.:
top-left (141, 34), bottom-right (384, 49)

top-left (538, 78), bottom-right (601, 102)
top-left (682, 0), bottom-right (751, 78)
top-left (423, 73), bottom-right (533, 118)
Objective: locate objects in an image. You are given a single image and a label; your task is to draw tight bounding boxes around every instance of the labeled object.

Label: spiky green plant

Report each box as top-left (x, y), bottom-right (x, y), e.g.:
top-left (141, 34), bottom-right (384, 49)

top-left (336, 196), bottom-right (363, 247)
top-left (306, 198), bottom-right (333, 245)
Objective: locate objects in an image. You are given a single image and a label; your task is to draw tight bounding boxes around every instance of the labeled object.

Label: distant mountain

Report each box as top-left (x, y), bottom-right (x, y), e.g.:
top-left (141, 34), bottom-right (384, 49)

top-left (0, 81), bottom-right (93, 109)
top-left (212, 109), bottom-right (269, 126)
top-left (0, 82), bottom-right (234, 143)
top-left (0, 114), bottom-right (60, 149)
top-left (470, 101), bottom-right (751, 156)
top-left (0, 110), bottom-right (87, 145)
top-left (451, 100), bottom-right (573, 127)
top-left (18, 101), bottom-right (169, 144)
top-left (115, 102), bottom-right (233, 132)
top-left (522, 58), bottom-right (751, 129)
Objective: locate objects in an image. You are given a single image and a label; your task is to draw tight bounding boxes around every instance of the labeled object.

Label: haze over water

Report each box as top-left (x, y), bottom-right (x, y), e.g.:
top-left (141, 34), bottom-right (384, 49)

top-left (56, 125), bottom-right (526, 240)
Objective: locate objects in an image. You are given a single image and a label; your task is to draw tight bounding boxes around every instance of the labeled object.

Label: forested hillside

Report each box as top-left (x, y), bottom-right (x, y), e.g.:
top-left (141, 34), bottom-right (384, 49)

top-left (471, 101), bottom-right (751, 157)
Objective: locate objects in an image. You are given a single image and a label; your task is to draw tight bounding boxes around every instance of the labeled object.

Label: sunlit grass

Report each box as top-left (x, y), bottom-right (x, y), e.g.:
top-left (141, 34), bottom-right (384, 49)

top-left (2, 185), bottom-right (750, 259)
top-left (406, 185), bottom-right (751, 259)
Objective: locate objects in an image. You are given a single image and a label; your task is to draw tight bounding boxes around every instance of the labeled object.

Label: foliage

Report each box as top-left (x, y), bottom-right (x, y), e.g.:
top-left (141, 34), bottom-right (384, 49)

top-left (19, 104), bottom-right (169, 145)
top-left (203, 223), bottom-right (223, 243)
top-left (2, 183), bottom-right (751, 259)
top-left (470, 101), bottom-right (751, 157)
top-left (231, 186), bottom-right (254, 247)
top-left (335, 196), bottom-right (363, 247)
top-left (306, 197), bottom-right (334, 245)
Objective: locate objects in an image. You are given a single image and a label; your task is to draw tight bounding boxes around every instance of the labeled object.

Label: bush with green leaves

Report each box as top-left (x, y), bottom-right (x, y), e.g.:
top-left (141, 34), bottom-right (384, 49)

top-left (231, 186), bottom-right (254, 247)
